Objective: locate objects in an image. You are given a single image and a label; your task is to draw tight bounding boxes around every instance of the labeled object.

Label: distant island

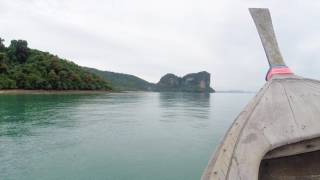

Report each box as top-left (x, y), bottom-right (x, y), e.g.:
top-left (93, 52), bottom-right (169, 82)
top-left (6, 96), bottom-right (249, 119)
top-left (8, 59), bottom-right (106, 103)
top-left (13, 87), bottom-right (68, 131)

top-left (84, 67), bottom-right (153, 91)
top-left (0, 38), bottom-right (214, 93)
top-left (86, 68), bottom-right (215, 93)
top-left (156, 71), bottom-right (214, 93)
top-left (0, 38), bottom-right (111, 90)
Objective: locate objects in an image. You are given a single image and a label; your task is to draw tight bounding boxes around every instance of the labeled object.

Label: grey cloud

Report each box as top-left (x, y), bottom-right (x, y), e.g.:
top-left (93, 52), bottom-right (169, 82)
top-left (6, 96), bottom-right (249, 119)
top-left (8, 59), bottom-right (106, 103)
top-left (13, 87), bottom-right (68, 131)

top-left (1, 0), bottom-right (320, 90)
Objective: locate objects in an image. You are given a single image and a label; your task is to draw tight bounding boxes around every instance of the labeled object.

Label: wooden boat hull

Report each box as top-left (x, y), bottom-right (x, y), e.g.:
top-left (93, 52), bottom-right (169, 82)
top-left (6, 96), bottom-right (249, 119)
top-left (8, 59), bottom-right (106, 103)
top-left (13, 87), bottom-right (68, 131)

top-left (202, 75), bottom-right (320, 180)
top-left (202, 8), bottom-right (320, 180)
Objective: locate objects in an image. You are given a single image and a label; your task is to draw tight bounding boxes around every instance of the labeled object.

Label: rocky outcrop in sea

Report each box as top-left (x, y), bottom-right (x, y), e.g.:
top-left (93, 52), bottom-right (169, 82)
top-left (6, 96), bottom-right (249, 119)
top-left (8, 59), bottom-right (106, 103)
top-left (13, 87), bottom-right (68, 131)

top-left (156, 71), bottom-right (214, 93)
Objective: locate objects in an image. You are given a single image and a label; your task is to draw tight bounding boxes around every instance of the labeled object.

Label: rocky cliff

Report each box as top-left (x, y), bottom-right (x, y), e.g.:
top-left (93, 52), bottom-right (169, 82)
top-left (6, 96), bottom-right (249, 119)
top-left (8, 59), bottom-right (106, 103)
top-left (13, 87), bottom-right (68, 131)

top-left (156, 71), bottom-right (214, 93)
top-left (87, 68), bottom-right (215, 93)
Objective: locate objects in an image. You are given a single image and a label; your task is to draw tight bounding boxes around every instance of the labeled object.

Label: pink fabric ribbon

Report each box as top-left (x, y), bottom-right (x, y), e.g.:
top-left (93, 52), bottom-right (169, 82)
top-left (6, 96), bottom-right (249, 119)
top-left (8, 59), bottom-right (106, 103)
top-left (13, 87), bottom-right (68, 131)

top-left (267, 67), bottom-right (293, 81)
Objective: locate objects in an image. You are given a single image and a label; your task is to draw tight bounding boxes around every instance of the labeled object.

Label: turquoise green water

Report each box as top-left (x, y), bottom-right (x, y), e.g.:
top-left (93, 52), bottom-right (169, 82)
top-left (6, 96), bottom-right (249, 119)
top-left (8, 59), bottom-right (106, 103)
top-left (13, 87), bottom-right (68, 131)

top-left (0, 92), bottom-right (253, 180)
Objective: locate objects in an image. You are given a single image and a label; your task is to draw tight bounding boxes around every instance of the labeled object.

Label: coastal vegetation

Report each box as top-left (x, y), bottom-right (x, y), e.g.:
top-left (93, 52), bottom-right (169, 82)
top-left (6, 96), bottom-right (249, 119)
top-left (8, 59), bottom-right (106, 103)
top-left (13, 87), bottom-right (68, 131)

top-left (0, 38), bottom-right (111, 90)
top-left (0, 37), bottom-right (214, 92)
top-left (85, 67), bottom-right (154, 91)
top-left (87, 67), bottom-right (215, 93)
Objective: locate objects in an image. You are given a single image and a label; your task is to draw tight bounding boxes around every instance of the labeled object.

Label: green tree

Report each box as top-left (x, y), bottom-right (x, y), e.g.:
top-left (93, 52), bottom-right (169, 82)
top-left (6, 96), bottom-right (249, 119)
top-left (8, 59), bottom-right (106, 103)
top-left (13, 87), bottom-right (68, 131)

top-left (8, 40), bottom-right (29, 63)
top-left (0, 53), bottom-right (8, 73)
top-left (12, 70), bottom-right (27, 88)
top-left (25, 73), bottom-right (43, 89)
top-left (0, 38), bottom-right (5, 52)
top-left (0, 39), bottom-right (112, 90)
top-left (0, 75), bottom-right (16, 89)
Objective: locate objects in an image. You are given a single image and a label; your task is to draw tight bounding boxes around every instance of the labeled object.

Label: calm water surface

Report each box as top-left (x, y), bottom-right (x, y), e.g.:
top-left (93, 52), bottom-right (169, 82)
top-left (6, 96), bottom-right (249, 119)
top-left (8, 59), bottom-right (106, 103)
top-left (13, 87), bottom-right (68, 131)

top-left (0, 92), bottom-right (253, 180)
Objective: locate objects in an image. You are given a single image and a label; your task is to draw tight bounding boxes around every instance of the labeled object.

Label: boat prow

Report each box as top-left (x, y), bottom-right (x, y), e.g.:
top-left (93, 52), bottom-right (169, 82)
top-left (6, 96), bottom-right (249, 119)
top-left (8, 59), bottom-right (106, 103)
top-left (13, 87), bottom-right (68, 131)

top-left (202, 8), bottom-right (320, 180)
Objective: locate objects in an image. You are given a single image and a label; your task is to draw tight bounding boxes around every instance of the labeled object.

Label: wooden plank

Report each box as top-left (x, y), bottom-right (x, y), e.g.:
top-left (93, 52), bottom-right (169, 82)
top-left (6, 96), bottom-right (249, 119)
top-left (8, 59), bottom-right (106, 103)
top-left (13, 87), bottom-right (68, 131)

top-left (249, 8), bottom-right (286, 67)
top-left (264, 137), bottom-right (320, 159)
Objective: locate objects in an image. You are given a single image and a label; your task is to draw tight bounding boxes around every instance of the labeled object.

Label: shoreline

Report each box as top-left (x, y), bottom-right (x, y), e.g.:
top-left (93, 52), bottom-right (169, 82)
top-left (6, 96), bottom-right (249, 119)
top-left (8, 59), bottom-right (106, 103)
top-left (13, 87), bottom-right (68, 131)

top-left (0, 89), bottom-right (112, 95)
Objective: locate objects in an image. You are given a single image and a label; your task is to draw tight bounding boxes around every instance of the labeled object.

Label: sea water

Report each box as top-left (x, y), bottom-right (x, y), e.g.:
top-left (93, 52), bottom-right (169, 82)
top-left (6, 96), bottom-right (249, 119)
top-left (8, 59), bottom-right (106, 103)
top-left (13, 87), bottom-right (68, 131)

top-left (0, 92), bottom-right (253, 180)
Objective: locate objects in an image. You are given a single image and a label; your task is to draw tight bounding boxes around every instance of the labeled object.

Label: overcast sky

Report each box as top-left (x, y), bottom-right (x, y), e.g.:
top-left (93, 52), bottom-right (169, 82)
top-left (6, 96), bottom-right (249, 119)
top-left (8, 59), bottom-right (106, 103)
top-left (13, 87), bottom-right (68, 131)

top-left (1, 0), bottom-right (320, 90)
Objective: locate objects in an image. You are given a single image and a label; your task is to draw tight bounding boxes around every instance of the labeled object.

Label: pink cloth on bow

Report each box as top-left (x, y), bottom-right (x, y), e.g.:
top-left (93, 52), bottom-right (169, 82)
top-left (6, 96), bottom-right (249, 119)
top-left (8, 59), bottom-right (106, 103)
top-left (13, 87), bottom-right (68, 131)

top-left (267, 67), bottom-right (293, 81)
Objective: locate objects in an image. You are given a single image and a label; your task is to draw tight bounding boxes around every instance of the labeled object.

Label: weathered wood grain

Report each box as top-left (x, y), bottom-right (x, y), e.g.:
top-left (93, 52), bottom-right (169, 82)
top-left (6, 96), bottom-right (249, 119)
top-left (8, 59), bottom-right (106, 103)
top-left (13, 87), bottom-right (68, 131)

top-left (202, 75), bottom-right (320, 180)
top-left (264, 137), bottom-right (320, 159)
top-left (201, 8), bottom-right (320, 180)
top-left (249, 8), bottom-right (285, 67)
top-left (259, 150), bottom-right (320, 180)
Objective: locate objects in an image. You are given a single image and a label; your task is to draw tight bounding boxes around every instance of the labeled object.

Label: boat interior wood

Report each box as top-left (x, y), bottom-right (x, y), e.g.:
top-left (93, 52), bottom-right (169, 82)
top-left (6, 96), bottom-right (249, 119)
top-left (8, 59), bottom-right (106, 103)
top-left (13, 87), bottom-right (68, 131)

top-left (259, 150), bottom-right (320, 180)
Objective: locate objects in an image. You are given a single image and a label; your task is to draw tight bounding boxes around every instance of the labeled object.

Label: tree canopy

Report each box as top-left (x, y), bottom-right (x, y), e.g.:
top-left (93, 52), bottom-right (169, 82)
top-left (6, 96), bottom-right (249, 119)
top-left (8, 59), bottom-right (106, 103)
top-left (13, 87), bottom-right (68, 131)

top-left (0, 38), bottom-right (112, 90)
top-left (8, 40), bottom-right (29, 63)
top-left (0, 38), bottom-right (5, 52)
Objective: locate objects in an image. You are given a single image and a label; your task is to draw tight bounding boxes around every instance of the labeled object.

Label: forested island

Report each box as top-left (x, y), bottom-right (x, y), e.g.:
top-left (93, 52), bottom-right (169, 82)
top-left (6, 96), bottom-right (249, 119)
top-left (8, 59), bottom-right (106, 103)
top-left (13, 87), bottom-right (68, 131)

top-left (87, 68), bottom-right (215, 93)
top-left (0, 38), bottom-right (111, 90)
top-left (85, 67), bottom-right (153, 91)
top-left (0, 37), bottom-right (214, 93)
